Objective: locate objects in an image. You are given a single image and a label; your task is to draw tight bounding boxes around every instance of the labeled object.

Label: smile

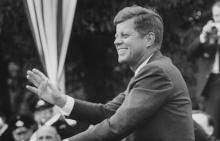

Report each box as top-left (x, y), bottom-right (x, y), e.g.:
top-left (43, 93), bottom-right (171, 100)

top-left (117, 48), bottom-right (128, 55)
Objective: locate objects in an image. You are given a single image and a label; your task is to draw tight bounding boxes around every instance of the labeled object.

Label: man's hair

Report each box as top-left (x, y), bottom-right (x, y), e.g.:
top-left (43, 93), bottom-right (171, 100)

top-left (113, 5), bottom-right (164, 46)
top-left (212, 1), bottom-right (220, 9)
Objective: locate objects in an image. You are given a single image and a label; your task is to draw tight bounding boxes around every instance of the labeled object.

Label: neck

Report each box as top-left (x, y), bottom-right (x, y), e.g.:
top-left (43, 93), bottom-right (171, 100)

top-left (130, 46), bottom-right (158, 72)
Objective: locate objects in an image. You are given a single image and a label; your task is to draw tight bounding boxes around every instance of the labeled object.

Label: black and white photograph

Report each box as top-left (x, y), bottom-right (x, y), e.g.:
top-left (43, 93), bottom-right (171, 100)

top-left (0, 0), bottom-right (220, 141)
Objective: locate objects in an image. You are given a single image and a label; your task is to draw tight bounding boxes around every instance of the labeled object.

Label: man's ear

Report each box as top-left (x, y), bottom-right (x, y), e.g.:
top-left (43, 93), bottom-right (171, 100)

top-left (145, 32), bottom-right (155, 47)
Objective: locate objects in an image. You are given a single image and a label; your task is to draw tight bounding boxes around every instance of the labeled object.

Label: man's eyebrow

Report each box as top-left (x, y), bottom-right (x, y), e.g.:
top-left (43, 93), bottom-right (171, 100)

top-left (45, 135), bottom-right (53, 138)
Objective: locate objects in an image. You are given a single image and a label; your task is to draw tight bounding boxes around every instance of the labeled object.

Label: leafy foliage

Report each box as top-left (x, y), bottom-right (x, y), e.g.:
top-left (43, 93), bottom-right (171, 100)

top-left (0, 0), bottom-right (216, 115)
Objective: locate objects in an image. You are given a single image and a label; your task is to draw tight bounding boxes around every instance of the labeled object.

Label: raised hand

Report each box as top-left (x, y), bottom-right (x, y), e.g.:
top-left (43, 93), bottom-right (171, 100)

top-left (202, 20), bottom-right (215, 33)
top-left (26, 68), bottom-right (66, 108)
top-left (200, 20), bottom-right (216, 43)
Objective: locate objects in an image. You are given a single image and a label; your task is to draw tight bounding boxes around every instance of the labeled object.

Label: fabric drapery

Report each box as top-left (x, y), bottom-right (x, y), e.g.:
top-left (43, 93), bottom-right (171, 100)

top-left (23, 0), bottom-right (77, 92)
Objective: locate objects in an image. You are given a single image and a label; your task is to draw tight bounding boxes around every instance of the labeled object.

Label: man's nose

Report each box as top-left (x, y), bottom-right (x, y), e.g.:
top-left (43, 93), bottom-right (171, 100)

top-left (114, 37), bottom-right (122, 46)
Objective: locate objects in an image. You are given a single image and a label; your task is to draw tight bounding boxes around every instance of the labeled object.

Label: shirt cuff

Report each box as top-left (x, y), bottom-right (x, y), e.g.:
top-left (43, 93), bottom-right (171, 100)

top-left (60, 95), bottom-right (75, 116)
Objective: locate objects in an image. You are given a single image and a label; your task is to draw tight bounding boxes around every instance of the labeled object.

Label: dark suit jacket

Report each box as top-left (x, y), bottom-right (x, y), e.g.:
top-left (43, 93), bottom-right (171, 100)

top-left (51, 115), bottom-right (89, 139)
top-left (68, 51), bottom-right (195, 141)
top-left (187, 37), bottom-right (218, 98)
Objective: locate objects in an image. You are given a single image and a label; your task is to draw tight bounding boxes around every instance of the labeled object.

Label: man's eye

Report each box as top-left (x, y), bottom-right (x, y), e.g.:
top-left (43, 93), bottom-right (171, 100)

top-left (122, 33), bottom-right (129, 38)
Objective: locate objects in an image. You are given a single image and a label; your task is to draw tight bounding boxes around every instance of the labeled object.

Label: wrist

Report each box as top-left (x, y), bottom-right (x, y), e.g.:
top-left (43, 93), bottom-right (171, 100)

top-left (56, 93), bottom-right (67, 108)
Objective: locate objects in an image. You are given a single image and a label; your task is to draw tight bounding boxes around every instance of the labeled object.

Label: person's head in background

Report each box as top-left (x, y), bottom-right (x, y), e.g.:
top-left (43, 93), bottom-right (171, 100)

top-left (36, 126), bottom-right (61, 141)
top-left (34, 99), bottom-right (54, 126)
top-left (9, 114), bottom-right (36, 141)
top-left (113, 5), bottom-right (163, 71)
top-left (212, 1), bottom-right (220, 23)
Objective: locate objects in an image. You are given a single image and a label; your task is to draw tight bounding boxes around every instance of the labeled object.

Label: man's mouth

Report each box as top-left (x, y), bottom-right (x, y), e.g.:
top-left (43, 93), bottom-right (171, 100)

top-left (117, 48), bottom-right (128, 55)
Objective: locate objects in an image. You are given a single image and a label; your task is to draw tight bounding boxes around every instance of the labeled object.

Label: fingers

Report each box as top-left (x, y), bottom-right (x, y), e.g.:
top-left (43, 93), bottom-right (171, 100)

top-left (207, 20), bottom-right (214, 25)
top-left (32, 69), bottom-right (48, 80)
top-left (26, 68), bottom-right (50, 100)
top-left (26, 68), bottom-right (48, 87)
top-left (26, 85), bottom-right (38, 94)
top-left (26, 71), bottom-right (39, 87)
top-left (27, 70), bottom-right (41, 87)
top-left (203, 21), bottom-right (215, 33)
top-left (26, 79), bottom-right (48, 98)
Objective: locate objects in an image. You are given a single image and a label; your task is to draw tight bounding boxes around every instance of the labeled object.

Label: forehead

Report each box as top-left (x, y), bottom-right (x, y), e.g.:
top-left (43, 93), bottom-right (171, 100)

top-left (116, 18), bottom-right (137, 33)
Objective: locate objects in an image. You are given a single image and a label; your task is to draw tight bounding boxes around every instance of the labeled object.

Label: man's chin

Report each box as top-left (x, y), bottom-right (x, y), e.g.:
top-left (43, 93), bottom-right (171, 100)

top-left (118, 57), bottom-right (128, 64)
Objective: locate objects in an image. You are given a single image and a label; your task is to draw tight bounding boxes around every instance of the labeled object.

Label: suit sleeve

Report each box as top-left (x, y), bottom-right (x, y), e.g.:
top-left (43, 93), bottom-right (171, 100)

top-left (68, 66), bottom-right (174, 141)
top-left (68, 92), bottom-right (125, 124)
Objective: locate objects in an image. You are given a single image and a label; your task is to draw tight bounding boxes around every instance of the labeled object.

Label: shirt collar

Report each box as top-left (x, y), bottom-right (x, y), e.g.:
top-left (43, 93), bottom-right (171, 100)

top-left (134, 54), bottom-right (153, 76)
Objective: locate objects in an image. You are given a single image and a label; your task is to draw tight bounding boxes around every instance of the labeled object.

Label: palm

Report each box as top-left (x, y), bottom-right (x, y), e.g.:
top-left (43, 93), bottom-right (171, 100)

top-left (38, 81), bottom-right (55, 104)
top-left (26, 69), bottom-right (60, 105)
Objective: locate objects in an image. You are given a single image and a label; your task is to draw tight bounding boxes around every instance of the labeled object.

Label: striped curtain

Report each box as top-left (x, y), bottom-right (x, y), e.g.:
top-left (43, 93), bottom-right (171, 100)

top-left (23, 0), bottom-right (77, 92)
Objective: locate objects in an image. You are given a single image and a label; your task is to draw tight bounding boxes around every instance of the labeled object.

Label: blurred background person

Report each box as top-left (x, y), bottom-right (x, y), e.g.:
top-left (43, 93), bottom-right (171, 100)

top-left (31, 99), bottom-right (88, 141)
top-left (9, 114), bottom-right (37, 141)
top-left (0, 112), bottom-right (14, 141)
top-left (36, 126), bottom-right (61, 141)
top-left (188, 1), bottom-right (220, 138)
top-left (193, 110), bottom-right (215, 136)
top-left (192, 110), bottom-right (220, 141)
top-left (33, 99), bottom-right (54, 127)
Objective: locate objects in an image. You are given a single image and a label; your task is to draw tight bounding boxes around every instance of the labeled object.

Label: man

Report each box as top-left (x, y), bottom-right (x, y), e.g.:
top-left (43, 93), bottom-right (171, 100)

top-left (26, 5), bottom-right (195, 141)
top-left (33, 99), bottom-right (55, 127)
top-left (9, 114), bottom-right (36, 141)
top-left (31, 99), bottom-right (88, 141)
top-left (36, 126), bottom-right (61, 141)
top-left (30, 99), bottom-right (55, 141)
top-left (187, 1), bottom-right (220, 138)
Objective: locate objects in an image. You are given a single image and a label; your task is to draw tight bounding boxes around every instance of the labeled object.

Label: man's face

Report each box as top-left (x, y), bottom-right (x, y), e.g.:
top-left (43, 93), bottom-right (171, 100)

top-left (36, 126), bottom-right (60, 141)
top-left (114, 18), bottom-right (148, 65)
top-left (12, 127), bottom-right (33, 141)
top-left (212, 6), bottom-right (220, 23)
